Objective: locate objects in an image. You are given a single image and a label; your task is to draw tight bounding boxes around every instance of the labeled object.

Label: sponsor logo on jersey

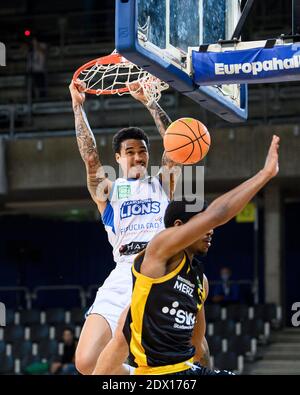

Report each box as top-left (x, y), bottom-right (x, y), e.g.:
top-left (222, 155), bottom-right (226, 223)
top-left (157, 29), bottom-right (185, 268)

top-left (119, 241), bottom-right (148, 255)
top-left (197, 275), bottom-right (206, 304)
top-left (161, 301), bottom-right (196, 330)
top-left (120, 221), bottom-right (162, 235)
top-left (120, 199), bottom-right (160, 219)
top-left (174, 277), bottom-right (195, 297)
top-left (117, 185), bottom-right (131, 199)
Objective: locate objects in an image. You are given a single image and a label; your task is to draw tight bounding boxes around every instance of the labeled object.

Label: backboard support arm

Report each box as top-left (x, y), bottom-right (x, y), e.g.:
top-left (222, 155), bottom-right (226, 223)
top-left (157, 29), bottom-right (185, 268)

top-left (293, 0), bottom-right (300, 35)
top-left (231, 0), bottom-right (255, 40)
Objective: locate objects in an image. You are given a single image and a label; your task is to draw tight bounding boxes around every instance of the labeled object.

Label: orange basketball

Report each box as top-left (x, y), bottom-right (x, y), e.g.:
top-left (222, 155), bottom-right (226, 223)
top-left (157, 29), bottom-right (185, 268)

top-left (163, 118), bottom-right (211, 164)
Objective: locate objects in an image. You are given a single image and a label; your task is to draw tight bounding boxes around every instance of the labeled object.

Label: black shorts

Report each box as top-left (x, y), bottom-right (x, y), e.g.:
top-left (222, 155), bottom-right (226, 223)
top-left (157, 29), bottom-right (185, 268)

top-left (172, 363), bottom-right (235, 376)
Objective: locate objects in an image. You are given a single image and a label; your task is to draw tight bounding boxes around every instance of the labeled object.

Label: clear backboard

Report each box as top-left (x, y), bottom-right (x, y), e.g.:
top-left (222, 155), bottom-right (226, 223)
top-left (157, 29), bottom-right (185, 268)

top-left (116, 0), bottom-right (248, 122)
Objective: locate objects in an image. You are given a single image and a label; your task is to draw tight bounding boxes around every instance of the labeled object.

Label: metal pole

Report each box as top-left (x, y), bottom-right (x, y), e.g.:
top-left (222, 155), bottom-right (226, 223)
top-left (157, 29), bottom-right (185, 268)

top-left (0, 138), bottom-right (7, 195)
top-left (292, 0), bottom-right (296, 36)
top-left (293, 0), bottom-right (295, 35)
top-left (253, 199), bottom-right (259, 304)
top-left (9, 105), bottom-right (15, 139)
top-left (27, 73), bottom-right (32, 126)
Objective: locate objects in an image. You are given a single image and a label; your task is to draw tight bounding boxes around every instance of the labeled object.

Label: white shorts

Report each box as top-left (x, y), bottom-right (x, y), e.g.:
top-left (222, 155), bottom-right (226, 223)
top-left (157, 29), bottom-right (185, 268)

top-left (86, 261), bottom-right (133, 335)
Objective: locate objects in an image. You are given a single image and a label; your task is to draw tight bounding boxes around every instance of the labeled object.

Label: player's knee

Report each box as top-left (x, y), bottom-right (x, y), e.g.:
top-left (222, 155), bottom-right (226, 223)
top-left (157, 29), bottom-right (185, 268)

top-left (75, 348), bottom-right (95, 375)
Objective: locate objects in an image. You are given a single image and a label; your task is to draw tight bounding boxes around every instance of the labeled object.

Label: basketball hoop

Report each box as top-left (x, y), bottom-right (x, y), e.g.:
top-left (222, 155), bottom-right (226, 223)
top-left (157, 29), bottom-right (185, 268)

top-left (73, 51), bottom-right (169, 105)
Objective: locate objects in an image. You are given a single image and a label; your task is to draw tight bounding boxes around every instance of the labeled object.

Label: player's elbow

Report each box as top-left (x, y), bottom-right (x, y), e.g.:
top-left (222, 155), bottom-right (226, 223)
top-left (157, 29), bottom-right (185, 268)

top-left (86, 154), bottom-right (100, 170)
top-left (95, 181), bottom-right (110, 202)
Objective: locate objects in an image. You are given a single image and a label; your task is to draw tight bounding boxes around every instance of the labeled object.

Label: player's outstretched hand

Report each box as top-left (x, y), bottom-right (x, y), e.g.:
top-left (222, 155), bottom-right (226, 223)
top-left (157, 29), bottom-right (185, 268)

top-left (263, 135), bottom-right (280, 179)
top-left (69, 79), bottom-right (86, 107)
top-left (127, 81), bottom-right (148, 105)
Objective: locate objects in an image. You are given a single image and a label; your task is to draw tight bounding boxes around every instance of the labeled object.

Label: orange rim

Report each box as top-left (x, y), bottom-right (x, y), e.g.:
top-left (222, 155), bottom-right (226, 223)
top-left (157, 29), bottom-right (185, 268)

top-left (73, 53), bottom-right (131, 95)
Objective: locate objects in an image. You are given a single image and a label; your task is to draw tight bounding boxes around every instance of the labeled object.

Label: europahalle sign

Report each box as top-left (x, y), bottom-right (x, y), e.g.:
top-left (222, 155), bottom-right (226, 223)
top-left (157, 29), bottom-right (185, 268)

top-left (193, 43), bottom-right (300, 85)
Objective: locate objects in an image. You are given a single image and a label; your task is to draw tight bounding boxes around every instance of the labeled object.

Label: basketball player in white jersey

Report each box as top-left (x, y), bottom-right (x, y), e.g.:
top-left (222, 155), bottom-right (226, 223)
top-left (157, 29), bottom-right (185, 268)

top-left (69, 79), bottom-right (181, 374)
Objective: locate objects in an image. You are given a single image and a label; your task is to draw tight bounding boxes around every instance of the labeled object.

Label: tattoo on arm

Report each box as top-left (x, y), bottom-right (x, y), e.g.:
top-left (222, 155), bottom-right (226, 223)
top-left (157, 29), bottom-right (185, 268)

top-left (147, 101), bottom-right (181, 169)
top-left (147, 101), bottom-right (171, 138)
top-left (146, 100), bottom-right (180, 197)
top-left (73, 104), bottom-right (108, 200)
top-left (73, 104), bottom-right (100, 165)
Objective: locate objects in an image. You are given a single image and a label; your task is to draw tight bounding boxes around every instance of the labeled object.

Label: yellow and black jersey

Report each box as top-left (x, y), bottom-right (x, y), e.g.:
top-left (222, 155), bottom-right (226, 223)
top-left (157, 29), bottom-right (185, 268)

top-left (123, 251), bottom-right (206, 375)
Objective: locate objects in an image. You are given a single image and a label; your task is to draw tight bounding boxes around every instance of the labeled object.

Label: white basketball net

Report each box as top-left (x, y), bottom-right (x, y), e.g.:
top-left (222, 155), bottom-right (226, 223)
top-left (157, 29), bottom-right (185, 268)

top-left (77, 53), bottom-right (169, 105)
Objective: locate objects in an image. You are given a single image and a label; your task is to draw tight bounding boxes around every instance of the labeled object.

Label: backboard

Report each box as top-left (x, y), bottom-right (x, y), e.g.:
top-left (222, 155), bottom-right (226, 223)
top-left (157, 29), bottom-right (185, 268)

top-left (116, 0), bottom-right (248, 122)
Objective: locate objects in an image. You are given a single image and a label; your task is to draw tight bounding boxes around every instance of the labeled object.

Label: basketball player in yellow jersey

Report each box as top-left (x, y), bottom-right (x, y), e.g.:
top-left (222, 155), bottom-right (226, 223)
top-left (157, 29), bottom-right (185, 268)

top-left (69, 79), bottom-right (182, 375)
top-left (92, 135), bottom-right (280, 375)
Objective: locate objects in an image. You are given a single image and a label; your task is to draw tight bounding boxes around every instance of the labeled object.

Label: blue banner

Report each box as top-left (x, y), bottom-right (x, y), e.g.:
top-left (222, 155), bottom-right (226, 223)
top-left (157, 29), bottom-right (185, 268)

top-left (193, 44), bottom-right (300, 85)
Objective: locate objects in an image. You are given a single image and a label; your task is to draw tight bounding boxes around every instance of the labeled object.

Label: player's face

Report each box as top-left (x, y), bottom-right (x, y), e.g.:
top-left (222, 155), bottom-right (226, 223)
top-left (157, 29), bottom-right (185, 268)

top-left (116, 139), bottom-right (149, 179)
top-left (191, 229), bottom-right (213, 256)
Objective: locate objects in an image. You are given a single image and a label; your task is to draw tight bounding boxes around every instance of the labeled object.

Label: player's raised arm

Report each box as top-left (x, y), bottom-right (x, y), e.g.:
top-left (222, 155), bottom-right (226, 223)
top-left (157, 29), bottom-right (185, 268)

top-left (147, 135), bottom-right (280, 259)
top-left (69, 80), bottom-right (112, 214)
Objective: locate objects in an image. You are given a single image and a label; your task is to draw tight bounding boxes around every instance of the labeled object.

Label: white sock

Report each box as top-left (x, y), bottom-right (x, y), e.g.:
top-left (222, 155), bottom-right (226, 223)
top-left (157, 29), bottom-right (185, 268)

top-left (123, 363), bottom-right (135, 375)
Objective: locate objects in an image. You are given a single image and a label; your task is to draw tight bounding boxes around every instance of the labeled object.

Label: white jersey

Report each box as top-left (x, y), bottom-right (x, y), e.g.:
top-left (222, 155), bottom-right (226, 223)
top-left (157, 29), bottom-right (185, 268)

top-left (101, 176), bottom-right (169, 264)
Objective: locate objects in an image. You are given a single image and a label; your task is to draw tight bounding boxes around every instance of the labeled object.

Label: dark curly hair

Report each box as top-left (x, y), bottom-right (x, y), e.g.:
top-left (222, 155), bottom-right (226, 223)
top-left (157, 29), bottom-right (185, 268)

top-left (164, 198), bottom-right (208, 228)
top-left (112, 127), bottom-right (150, 154)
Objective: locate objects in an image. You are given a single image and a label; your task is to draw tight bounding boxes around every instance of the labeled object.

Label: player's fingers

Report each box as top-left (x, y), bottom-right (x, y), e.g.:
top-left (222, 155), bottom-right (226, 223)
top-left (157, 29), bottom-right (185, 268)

top-left (78, 82), bottom-right (87, 92)
top-left (128, 81), bottom-right (140, 90)
top-left (73, 79), bottom-right (86, 89)
top-left (269, 135), bottom-right (279, 150)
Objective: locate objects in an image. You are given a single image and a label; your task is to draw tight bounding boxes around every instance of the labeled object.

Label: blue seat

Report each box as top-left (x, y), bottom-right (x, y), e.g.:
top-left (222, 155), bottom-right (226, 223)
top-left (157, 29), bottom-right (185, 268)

top-left (211, 320), bottom-right (237, 337)
top-left (207, 335), bottom-right (223, 355)
top-left (11, 340), bottom-right (33, 358)
top-left (5, 309), bottom-right (15, 326)
top-left (70, 307), bottom-right (86, 326)
top-left (45, 308), bottom-right (66, 325)
top-left (226, 304), bottom-right (249, 321)
top-left (240, 319), bottom-right (266, 338)
top-left (38, 339), bottom-right (58, 359)
top-left (19, 309), bottom-right (41, 325)
top-left (205, 304), bottom-right (222, 322)
top-left (0, 354), bottom-right (14, 374)
top-left (3, 325), bottom-right (25, 342)
top-left (29, 324), bottom-right (50, 342)
top-left (0, 340), bottom-right (6, 355)
top-left (252, 303), bottom-right (281, 328)
top-left (227, 335), bottom-right (254, 355)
